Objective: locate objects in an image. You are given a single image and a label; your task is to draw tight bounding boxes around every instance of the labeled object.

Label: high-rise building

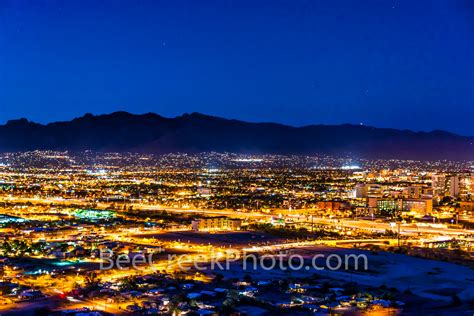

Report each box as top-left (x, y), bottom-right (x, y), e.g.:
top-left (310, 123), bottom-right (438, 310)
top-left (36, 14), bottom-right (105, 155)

top-left (459, 173), bottom-right (474, 199)
top-left (448, 176), bottom-right (460, 197)
top-left (431, 174), bottom-right (446, 197)
top-left (401, 198), bottom-right (433, 215)
top-left (376, 199), bottom-right (399, 215)
top-left (353, 183), bottom-right (368, 198)
top-left (374, 198), bottom-right (433, 216)
top-left (404, 185), bottom-right (422, 199)
top-left (367, 184), bottom-right (383, 197)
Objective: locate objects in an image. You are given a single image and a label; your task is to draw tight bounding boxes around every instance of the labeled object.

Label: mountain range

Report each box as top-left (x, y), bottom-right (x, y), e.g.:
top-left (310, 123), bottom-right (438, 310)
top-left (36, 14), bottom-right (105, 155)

top-left (0, 111), bottom-right (472, 160)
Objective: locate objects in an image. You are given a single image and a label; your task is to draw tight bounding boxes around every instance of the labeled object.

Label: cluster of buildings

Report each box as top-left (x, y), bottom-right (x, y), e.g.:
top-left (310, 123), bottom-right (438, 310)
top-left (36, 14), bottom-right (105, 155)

top-left (0, 152), bottom-right (472, 314)
top-left (351, 172), bottom-right (474, 219)
top-left (0, 151), bottom-right (472, 222)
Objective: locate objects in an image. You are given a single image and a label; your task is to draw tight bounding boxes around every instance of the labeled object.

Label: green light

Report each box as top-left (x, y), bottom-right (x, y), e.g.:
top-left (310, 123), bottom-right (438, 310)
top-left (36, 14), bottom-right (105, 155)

top-left (73, 209), bottom-right (116, 220)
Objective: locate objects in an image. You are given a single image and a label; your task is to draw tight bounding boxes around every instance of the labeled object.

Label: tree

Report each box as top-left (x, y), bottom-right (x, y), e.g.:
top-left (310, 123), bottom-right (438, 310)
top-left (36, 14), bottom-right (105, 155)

top-left (84, 272), bottom-right (100, 290)
top-left (243, 274), bottom-right (252, 283)
top-left (0, 282), bottom-right (12, 295)
top-left (213, 273), bottom-right (224, 284)
top-left (119, 276), bottom-right (139, 291)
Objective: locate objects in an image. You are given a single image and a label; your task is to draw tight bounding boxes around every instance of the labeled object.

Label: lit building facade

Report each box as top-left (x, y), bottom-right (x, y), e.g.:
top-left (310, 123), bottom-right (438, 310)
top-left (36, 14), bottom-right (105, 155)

top-left (192, 216), bottom-right (242, 231)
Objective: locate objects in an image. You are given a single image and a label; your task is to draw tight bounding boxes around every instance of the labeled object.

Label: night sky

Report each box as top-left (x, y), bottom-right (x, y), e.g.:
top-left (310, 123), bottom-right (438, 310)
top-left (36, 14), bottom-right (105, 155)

top-left (1, 0), bottom-right (473, 135)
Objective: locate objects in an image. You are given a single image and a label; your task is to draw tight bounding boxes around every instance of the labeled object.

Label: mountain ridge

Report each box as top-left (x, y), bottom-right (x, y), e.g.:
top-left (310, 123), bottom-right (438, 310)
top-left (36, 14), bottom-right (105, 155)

top-left (0, 111), bottom-right (472, 160)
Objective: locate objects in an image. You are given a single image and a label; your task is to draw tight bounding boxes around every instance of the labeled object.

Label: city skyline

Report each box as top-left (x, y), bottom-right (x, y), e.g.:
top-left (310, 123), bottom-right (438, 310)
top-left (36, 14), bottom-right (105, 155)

top-left (0, 151), bottom-right (473, 315)
top-left (0, 1), bottom-right (472, 314)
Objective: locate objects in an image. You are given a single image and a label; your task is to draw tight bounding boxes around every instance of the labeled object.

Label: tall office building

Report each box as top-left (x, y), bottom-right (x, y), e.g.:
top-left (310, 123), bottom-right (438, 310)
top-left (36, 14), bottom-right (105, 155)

top-left (448, 176), bottom-right (460, 197)
top-left (431, 174), bottom-right (446, 197)
top-left (404, 185), bottom-right (422, 199)
top-left (353, 183), bottom-right (368, 198)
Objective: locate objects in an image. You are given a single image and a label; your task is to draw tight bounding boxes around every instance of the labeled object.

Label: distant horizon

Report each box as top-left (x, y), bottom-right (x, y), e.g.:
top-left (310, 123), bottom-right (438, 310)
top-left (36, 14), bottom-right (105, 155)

top-left (1, 1), bottom-right (472, 136)
top-left (2, 110), bottom-right (473, 137)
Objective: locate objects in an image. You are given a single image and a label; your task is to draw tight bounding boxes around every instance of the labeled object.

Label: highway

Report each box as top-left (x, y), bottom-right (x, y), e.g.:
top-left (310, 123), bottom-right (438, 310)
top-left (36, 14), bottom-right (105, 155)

top-left (2, 196), bottom-right (473, 238)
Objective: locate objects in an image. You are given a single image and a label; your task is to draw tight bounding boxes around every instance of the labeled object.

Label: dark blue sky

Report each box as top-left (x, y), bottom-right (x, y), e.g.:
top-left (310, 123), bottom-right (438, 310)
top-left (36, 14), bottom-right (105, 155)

top-left (1, 0), bottom-right (473, 135)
